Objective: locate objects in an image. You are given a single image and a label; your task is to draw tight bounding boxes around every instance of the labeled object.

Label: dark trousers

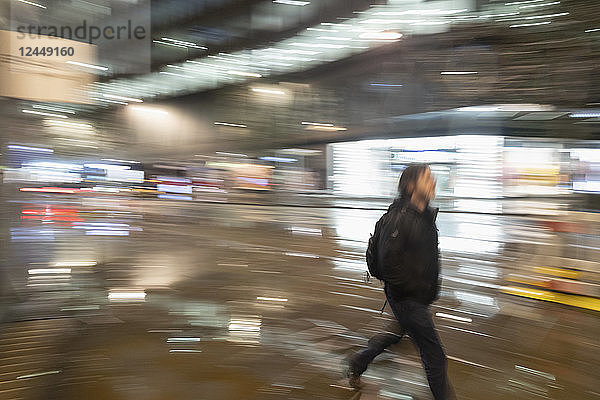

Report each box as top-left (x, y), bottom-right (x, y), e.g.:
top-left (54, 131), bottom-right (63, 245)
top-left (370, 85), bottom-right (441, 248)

top-left (352, 296), bottom-right (455, 400)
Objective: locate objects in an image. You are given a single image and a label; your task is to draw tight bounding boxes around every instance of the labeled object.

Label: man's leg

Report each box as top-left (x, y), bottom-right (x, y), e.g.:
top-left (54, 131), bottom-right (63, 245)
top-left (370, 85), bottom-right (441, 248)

top-left (389, 300), bottom-right (455, 400)
top-left (348, 320), bottom-right (404, 376)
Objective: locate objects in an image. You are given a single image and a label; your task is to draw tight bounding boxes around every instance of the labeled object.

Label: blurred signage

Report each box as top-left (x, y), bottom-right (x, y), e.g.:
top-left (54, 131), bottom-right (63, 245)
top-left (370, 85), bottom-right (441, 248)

top-left (0, 29), bottom-right (96, 103)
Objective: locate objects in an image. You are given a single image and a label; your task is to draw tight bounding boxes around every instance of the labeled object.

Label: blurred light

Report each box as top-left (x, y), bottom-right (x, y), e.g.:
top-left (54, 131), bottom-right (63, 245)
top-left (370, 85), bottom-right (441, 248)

top-left (160, 37), bottom-right (206, 49)
top-left (372, 9), bottom-right (468, 16)
top-left (29, 268), bottom-right (71, 275)
top-left (512, 12), bottom-right (568, 20)
top-left (435, 313), bottom-right (472, 323)
top-left (458, 104), bottom-right (553, 112)
top-left (153, 40), bottom-right (187, 49)
top-left (290, 42), bottom-right (348, 49)
top-left (301, 121), bottom-right (334, 127)
top-left (55, 261), bottom-right (96, 267)
top-left (251, 88), bottom-right (286, 95)
top-left (32, 105), bottom-right (76, 114)
top-left (101, 158), bottom-right (140, 164)
top-left (259, 156), bottom-right (297, 163)
top-left (22, 110), bottom-right (68, 119)
top-left (103, 94), bottom-right (143, 103)
top-left (289, 226), bottom-right (322, 235)
top-left (454, 291), bottom-right (496, 306)
top-left (515, 365), bottom-right (556, 381)
top-left (16, 0), bottom-right (46, 9)
top-left (92, 97), bottom-right (128, 105)
top-left (20, 187), bottom-right (84, 193)
top-left (158, 194), bottom-right (193, 200)
top-left (226, 70), bottom-right (262, 78)
top-left (284, 251), bottom-right (319, 258)
top-left (370, 83), bottom-right (403, 87)
top-left (66, 61), bottom-right (109, 71)
top-left (169, 349), bottom-right (202, 353)
top-left (214, 122), bottom-right (247, 128)
top-left (441, 71), bottom-right (478, 75)
top-left (7, 144), bottom-right (53, 153)
top-left (26, 161), bottom-right (82, 170)
top-left (505, 0), bottom-right (544, 5)
top-left (84, 163), bottom-right (130, 170)
top-left (86, 230), bottom-right (129, 236)
top-left (307, 27), bottom-right (338, 32)
top-left (585, 28), bottom-right (600, 33)
top-left (257, 297), bottom-right (288, 302)
top-left (167, 337), bottom-right (201, 343)
top-left (280, 148), bottom-right (321, 155)
top-left (159, 71), bottom-right (191, 79)
top-left (273, 0), bottom-right (310, 5)
top-left (45, 120), bottom-right (93, 129)
top-left (510, 21), bottom-right (551, 28)
top-left (317, 36), bottom-right (352, 41)
top-left (129, 105), bottom-right (169, 115)
top-left (108, 291), bottom-right (146, 301)
top-left (215, 151), bottom-right (248, 157)
top-left (569, 112), bottom-right (600, 118)
top-left (17, 371), bottom-right (61, 380)
top-left (305, 125), bottom-right (347, 131)
top-left (519, 1), bottom-right (560, 8)
top-left (228, 318), bottom-right (261, 331)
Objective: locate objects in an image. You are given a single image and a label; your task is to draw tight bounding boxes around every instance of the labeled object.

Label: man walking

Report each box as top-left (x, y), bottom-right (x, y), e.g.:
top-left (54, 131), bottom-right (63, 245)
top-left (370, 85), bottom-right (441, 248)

top-left (346, 163), bottom-right (455, 400)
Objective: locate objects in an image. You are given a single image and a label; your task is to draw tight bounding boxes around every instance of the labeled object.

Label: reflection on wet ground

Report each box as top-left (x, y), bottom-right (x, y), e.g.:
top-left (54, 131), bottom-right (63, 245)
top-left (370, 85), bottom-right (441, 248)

top-left (1, 196), bottom-right (599, 399)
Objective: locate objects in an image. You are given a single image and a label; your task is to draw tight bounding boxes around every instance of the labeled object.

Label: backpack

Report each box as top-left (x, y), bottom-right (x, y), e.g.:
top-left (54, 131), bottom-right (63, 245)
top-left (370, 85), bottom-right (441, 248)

top-left (366, 206), bottom-right (407, 282)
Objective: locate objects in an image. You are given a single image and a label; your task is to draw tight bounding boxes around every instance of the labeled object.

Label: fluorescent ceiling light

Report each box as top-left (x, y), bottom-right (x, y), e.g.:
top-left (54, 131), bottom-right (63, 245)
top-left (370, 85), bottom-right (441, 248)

top-left (66, 61), bottom-right (109, 71)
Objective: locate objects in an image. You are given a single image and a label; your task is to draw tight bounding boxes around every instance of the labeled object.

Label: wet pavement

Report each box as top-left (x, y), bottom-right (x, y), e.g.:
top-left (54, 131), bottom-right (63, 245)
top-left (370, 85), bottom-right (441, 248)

top-left (1, 195), bottom-right (599, 400)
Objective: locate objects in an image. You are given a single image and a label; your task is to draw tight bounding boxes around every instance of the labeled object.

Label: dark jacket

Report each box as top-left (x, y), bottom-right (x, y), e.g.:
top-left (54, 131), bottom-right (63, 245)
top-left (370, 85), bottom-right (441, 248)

top-left (379, 197), bottom-right (441, 305)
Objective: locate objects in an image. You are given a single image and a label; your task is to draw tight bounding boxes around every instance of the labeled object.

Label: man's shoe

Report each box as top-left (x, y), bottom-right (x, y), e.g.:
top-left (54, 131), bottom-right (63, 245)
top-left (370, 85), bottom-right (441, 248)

top-left (343, 355), bottom-right (363, 389)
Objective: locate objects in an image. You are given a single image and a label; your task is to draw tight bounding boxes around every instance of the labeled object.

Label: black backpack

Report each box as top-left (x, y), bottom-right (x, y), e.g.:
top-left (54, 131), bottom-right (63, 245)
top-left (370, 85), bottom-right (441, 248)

top-left (366, 206), bottom-right (408, 282)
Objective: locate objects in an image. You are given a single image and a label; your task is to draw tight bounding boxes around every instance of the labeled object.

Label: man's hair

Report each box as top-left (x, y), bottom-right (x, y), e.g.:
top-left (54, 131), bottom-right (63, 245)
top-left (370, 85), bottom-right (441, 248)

top-left (398, 163), bottom-right (430, 198)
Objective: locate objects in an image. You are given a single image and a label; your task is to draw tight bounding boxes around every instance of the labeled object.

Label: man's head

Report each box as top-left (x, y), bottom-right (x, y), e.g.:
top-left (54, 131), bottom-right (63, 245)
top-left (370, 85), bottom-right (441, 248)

top-left (398, 163), bottom-right (436, 203)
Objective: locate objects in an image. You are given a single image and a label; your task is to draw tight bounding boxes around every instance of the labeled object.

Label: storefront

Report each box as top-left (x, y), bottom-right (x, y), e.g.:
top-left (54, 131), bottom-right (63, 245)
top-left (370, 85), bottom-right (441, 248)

top-left (327, 135), bottom-right (600, 198)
